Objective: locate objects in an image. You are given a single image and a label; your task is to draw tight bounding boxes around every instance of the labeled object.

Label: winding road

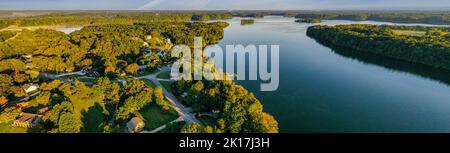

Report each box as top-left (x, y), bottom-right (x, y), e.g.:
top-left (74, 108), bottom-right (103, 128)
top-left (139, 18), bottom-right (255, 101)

top-left (138, 67), bottom-right (201, 125)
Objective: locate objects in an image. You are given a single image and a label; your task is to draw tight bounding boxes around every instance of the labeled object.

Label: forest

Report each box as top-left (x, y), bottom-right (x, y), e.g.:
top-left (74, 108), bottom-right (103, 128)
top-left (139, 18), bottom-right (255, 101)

top-left (295, 12), bottom-right (450, 25)
top-left (0, 16), bottom-right (278, 133)
top-left (307, 24), bottom-right (450, 70)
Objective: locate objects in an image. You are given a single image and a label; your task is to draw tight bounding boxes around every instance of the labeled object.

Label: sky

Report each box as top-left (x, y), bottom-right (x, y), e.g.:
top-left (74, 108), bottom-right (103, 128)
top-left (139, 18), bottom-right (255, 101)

top-left (0, 0), bottom-right (449, 10)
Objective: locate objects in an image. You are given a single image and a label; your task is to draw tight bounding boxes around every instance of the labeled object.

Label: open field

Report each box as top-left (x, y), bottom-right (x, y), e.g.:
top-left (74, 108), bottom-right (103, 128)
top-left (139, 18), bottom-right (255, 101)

top-left (139, 103), bottom-right (179, 131)
top-left (392, 30), bottom-right (426, 36)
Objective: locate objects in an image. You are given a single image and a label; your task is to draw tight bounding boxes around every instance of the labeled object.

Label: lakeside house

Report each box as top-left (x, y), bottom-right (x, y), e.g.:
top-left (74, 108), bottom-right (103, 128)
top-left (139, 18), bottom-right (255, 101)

top-left (22, 83), bottom-right (39, 93)
top-left (127, 117), bottom-right (145, 133)
top-left (12, 112), bottom-right (42, 128)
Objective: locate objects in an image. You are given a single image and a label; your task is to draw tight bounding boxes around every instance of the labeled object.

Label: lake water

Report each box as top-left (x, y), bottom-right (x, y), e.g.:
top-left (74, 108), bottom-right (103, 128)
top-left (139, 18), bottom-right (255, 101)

top-left (215, 16), bottom-right (450, 132)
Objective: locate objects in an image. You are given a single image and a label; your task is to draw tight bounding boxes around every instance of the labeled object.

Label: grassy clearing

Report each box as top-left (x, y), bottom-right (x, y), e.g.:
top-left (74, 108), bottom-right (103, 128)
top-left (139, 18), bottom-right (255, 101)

top-left (78, 77), bottom-right (96, 84)
top-left (159, 81), bottom-right (173, 93)
top-left (392, 30), bottom-right (426, 36)
top-left (139, 103), bottom-right (179, 131)
top-left (157, 72), bottom-right (170, 79)
top-left (81, 102), bottom-right (106, 133)
top-left (138, 69), bottom-right (159, 77)
top-left (69, 94), bottom-right (107, 133)
top-left (0, 122), bottom-right (28, 133)
top-left (141, 79), bottom-right (156, 88)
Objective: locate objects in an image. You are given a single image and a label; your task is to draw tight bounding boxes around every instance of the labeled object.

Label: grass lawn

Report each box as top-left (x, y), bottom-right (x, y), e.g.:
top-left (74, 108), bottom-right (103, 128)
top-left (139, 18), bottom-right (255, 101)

top-left (0, 122), bottom-right (28, 133)
top-left (139, 103), bottom-right (179, 131)
top-left (78, 77), bottom-right (96, 84)
top-left (159, 81), bottom-right (173, 93)
top-left (158, 121), bottom-right (186, 133)
top-left (393, 30), bottom-right (426, 36)
top-left (80, 102), bottom-right (106, 133)
top-left (141, 79), bottom-right (156, 88)
top-left (138, 69), bottom-right (159, 77)
top-left (198, 116), bottom-right (217, 126)
top-left (157, 71), bottom-right (170, 79)
top-left (69, 94), bottom-right (108, 133)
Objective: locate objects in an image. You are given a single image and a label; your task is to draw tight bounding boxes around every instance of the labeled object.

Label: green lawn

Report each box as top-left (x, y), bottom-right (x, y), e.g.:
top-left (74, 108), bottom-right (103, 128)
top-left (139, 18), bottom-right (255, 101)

top-left (158, 121), bottom-right (186, 133)
top-left (159, 81), bottom-right (173, 93)
top-left (141, 79), bottom-right (156, 88)
top-left (156, 72), bottom-right (170, 79)
top-left (78, 77), bottom-right (96, 83)
top-left (69, 93), bottom-right (108, 133)
top-left (393, 30), bottom-right (426, 36)
top-left (80, 102), bottom-right (106, 133)
top-left (139, 103), bottom-right (179, 131)
top-left (138, 69), bottom-right (159, 77)
top-left (0, 122), bottom-right (28, 133)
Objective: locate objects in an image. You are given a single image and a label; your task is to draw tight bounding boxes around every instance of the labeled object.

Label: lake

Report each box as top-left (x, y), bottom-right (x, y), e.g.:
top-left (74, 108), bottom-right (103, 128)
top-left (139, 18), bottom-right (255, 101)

top-left (215, 16), bottom-right (450, 132)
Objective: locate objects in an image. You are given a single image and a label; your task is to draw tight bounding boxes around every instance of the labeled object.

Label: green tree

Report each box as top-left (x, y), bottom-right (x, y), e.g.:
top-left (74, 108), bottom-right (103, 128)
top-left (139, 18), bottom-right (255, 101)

top-left (180, 122), bottom-right (202, 133)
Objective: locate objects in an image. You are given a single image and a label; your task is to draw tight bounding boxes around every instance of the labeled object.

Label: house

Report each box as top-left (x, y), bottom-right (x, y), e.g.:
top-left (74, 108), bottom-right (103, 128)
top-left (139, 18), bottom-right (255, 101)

top-left (38, 107), bottom-right (49, 114)
top-left (146, 35), bottom-right (152, 40)
top-left (166, 38), bottom-right (172, 44)
top-left (24, 54), bottom-right (33, 59)
top-left (23, 84), bottom-right (39, 93)
top-left (127, 117), bottom-right (145, 133)
top-left (143, 42), bottom-right (149, 47)
top-left (212, 108), bottom-right (221, 114)
top-left (16, 102), bottom-right (30, 108)
top-left (12, 112), bottom-right (42, 128)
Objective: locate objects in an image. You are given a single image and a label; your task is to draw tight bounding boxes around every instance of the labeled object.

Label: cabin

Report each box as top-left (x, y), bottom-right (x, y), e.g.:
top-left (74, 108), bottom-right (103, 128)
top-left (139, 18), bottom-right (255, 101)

top-left (22, 84), bottom-right (39, 93)
top-left (127, 117), bottom-right (145, 133)
top-left (12, 112), bottom-right (42, 128)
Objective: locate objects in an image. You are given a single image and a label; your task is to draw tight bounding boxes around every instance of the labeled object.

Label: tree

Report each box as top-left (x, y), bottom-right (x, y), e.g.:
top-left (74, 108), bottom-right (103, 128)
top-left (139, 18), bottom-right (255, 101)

top-left (0, 96), bottom-right (7, 105)
top-left (180, 122), bottom-right (202, 133)
top-left (58, 112), bottom-right (81, 133)
top-left (13, 73), bottom-right (29, 83)
top-left (125, 63), bottom-right (139, 75)
top-left (203, 125), bottom-right (214, 133)
top-left (0, 107), bottom-right (21, 123)
top-left (154, 87), bottom-right (165, 106)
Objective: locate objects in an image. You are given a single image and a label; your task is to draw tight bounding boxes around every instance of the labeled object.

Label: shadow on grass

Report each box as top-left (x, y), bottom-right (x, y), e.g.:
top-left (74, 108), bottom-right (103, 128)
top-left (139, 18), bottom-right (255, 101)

top-left (80, 103), bottom-right (105, 133)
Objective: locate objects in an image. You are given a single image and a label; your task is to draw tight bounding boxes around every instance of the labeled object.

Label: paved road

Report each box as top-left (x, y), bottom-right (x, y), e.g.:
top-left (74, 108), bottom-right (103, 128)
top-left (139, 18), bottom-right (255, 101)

top-left (138, 67), bottom-right (201, 125)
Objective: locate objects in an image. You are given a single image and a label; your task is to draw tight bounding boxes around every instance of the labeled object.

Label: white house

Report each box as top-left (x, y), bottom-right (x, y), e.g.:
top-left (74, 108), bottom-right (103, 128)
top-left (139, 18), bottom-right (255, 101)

top-left (24, 84), bottom-right (39, 93)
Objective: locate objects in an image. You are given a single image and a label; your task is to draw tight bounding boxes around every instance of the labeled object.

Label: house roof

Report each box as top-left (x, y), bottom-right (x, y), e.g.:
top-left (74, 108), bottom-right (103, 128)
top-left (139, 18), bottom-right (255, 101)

top-left (16, 113), bottom-right (38, 123)
top-left (127, 117), bottom-right (144, 129)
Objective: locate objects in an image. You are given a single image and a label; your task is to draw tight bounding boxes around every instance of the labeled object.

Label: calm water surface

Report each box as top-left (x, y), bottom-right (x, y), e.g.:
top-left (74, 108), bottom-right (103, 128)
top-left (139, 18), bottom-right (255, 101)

top-left (215, 16), bottom-right (450, 132)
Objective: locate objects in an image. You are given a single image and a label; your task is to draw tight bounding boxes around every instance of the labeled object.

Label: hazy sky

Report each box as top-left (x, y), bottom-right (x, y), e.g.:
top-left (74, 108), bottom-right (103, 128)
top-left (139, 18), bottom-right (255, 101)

top-left (1, 0), bottom-right (449, 10)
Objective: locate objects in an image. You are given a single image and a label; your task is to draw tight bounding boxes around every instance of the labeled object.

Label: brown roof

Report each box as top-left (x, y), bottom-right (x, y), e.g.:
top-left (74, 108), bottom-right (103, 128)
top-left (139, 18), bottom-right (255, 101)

top-left (127, 117), bottom-right (144, 129)
top-left (16, 113), bottom-right (38, 123)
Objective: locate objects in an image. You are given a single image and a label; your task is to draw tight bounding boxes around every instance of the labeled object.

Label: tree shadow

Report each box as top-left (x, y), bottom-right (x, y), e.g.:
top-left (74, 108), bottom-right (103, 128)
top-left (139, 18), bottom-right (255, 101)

top-left (80, 102), bottom-right (105, 133)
